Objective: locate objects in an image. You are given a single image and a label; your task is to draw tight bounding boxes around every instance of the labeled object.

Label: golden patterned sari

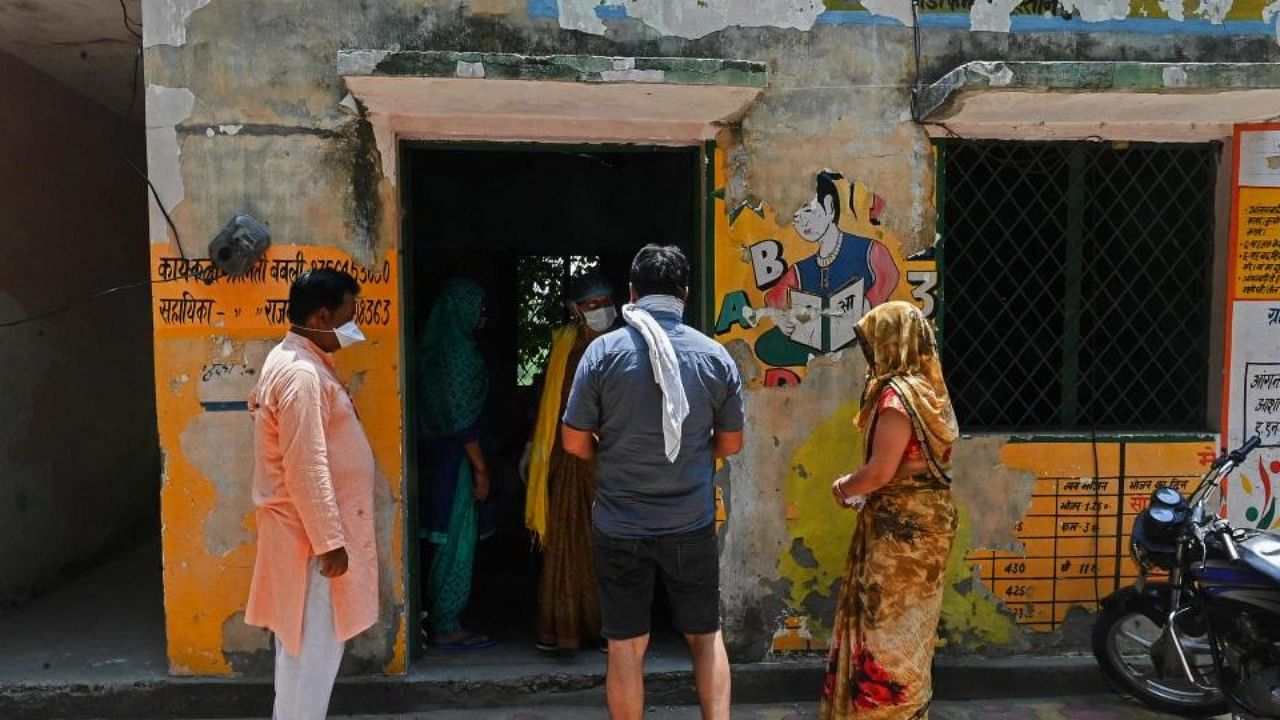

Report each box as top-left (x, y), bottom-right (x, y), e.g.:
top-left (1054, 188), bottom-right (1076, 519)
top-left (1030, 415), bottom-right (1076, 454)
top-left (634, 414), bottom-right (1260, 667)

top-left (529, 327), bottom-right (601, 649)
top-left (820, 302), bottom-right (959, 720)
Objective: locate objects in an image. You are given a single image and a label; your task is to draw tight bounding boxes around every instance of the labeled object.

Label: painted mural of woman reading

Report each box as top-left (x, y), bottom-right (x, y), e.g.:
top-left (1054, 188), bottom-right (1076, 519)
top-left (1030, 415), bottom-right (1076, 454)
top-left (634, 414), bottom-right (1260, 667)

top-left (822, 301), bottom-right (959, 720)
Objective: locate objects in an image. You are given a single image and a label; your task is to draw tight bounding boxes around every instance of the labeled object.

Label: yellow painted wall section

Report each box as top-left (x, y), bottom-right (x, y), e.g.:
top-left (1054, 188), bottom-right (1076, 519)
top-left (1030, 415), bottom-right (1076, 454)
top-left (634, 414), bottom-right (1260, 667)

top-left (152, 244), bottom-right (406, 675)
top-left (973, 440), bottom-right (1215, 633)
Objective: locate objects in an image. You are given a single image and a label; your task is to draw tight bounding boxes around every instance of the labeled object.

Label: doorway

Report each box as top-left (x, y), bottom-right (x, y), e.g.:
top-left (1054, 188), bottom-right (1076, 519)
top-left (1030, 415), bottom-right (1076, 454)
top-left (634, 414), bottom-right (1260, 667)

top-left (402, 143), bottom-right (705, 657)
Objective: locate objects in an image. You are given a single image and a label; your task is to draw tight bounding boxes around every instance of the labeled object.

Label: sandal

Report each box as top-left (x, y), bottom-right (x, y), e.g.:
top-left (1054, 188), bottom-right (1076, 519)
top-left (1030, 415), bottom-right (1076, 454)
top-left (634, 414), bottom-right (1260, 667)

top-left (430, 629), bottom-right (497, 651)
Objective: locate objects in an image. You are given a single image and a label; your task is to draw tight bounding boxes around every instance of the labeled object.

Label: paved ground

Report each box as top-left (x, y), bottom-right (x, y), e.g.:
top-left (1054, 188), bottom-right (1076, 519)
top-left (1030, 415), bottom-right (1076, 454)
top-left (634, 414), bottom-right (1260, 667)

top-left (116, 696), bottom-right (1224, 719)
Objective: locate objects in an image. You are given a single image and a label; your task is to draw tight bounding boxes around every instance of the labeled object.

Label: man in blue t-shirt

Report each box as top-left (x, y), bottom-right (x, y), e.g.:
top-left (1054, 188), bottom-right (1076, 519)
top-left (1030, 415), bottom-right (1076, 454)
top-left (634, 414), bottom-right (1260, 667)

top-left (562, 245), bottom-right (745, 720)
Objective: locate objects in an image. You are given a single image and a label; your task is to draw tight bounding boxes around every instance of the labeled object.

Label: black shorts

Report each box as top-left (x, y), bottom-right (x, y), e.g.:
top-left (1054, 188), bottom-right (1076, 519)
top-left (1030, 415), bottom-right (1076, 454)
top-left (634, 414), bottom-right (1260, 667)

top-left (593, 524), bottom-right (721, 640)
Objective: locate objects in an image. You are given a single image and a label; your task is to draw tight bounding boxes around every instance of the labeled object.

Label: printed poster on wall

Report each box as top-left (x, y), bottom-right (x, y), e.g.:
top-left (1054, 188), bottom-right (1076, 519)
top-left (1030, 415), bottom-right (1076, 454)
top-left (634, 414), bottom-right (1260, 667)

top-left (1223, 123), bottom-right (1280, 530)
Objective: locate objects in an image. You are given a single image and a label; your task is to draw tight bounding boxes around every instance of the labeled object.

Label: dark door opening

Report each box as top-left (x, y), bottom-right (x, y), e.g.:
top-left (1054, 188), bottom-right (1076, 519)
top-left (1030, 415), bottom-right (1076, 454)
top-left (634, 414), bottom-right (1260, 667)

top-left (403, 144), bottom-right (703, 656)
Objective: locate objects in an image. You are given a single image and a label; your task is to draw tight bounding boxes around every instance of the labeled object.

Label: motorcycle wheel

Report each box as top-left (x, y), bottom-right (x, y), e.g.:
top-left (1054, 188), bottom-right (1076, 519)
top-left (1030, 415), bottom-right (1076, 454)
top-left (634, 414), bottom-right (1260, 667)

top-left (1092, 593), bottom-right (1228, 718)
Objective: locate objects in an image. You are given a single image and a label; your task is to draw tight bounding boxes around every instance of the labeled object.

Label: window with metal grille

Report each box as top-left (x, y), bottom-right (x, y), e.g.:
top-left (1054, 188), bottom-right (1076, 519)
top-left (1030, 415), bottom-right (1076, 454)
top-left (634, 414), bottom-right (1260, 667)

top-left (938, 141), bottom-right (1218, 432)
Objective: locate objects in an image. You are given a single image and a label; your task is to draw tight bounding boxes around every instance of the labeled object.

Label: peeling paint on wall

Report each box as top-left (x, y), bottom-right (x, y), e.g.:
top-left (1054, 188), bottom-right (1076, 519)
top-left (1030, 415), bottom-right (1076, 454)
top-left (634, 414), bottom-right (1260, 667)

top-left (1264, 0), bottom-right (1280, 40)
top-left (142, 0), bottom-right (213, 48)
top-left (862, 0), bottom-right (915, 26)
top-left (1198, 0), bottom-right (1235, 23)
top-left (145, 85), bottom-right (195, 246)
top-left (971, 0), bottom-right (1027, 32)
top-left (1158, 0), bottom-right (1189, 20)
top-left (1061, 0), bottom-right (1132, 21)
top-left (557, 0), bottom-right (826, 39)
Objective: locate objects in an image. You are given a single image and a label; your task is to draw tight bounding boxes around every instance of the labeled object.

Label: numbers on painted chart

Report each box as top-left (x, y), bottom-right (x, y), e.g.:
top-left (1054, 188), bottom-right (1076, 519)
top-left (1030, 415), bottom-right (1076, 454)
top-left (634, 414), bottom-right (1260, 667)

top-left (1003, 562), bottom-right (1027, 575)
top-left (1004, 585), bottom-right (1034, 598)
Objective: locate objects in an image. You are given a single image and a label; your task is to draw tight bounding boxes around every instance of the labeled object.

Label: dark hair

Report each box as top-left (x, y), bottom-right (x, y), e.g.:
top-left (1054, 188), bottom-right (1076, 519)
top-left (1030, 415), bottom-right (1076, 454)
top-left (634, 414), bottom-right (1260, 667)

top-left (630, 244), bottom-right (689, 298)
top-left (815, 171), bottom-right (844, 225)
top-left (568, 271), bottom-right (614, 304)
top-left (287, 268), bottom-right (361, 325)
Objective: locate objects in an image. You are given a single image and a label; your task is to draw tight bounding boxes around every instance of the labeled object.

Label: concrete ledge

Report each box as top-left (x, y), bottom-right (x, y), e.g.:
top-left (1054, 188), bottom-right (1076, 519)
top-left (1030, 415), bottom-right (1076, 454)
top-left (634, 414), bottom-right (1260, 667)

top-left (338, 50), bottom-right (769, 87)
top-left (919, 60), bottom-right (1280, 120)
top-left (0, 655), bottom-right (1108, 719)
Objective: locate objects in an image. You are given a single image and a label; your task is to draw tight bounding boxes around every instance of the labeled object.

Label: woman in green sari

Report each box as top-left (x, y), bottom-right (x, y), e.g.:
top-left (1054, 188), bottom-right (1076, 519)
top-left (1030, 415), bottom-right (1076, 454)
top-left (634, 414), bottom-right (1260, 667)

top-left (418, 278), bottom-right (496, 650)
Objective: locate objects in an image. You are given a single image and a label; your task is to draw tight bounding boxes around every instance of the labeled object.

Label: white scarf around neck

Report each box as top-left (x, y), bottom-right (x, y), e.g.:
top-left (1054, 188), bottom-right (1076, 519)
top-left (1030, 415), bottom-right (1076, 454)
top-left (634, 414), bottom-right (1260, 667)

top-left (622, 294), bottom-right (689, 463)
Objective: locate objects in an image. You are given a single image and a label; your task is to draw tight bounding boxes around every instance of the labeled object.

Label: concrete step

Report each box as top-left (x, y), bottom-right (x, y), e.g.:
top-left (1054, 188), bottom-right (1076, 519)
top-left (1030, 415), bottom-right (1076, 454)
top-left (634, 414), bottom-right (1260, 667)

top-left (0, 654), bottom-right (1108, 720)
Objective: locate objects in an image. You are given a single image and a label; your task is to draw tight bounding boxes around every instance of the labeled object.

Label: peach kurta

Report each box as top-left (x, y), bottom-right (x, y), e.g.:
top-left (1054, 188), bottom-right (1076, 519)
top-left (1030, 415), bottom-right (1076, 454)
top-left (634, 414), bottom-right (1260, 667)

top-left (245, 332), bottom-right (378, 657)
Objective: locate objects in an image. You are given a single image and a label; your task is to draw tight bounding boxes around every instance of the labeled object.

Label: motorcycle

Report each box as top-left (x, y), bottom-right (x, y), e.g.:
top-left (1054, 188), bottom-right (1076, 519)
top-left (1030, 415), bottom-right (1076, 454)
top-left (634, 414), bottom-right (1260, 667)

top-left (1093, 436), bottom-right (1280, 718)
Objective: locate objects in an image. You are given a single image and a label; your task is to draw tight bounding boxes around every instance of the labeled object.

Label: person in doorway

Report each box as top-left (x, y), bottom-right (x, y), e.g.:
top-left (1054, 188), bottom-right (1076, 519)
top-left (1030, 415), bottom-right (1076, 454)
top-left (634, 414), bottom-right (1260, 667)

top-left (562, 245), bottom-right (745, 720)
top-left (521, 272), bottom-right (619, 653)
top-left (245, 269), bottom-right (378, 720)
top-left (417, 277), bottom-right (497, 651)
top-left (822, 301), bottom-right (959, 720)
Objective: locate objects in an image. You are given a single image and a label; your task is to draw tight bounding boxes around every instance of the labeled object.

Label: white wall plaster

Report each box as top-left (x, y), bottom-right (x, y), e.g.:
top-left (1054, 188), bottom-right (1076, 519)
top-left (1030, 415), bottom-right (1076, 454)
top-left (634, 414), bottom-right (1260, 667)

top-left (970, 61), bottom-right (1015, 87)
top-left (145, 85), bottom-right (196, 246)
top-left (1197, 0), bottom-right (1233, 23)
top-left (863, 0), bottom-right (915, 26)
top-left (1163, 65), bottom-right (1189, 87)
top-left (557, 0), bottom-right (608, 35)
top-left (909, 134), bottom-right (928, 240)
top-left (970, 0), bottom-right (1022, 32)
top-left (370, 113), bottom-right (398, 185)
top-left (455, 61), bottom-right (485, 78)
top-left (1267, 0), bottom-right (1280, 42)
top-left (600, 69), bottom-right (666, 83)
top-left (337, 50), bottom-right (391, 77)
top-left (1158, 0), bottom-right (1186, 21)
top-left (218, 124), bottom-right (243, 135)
top-left (1060, 0), bottom-right (1131, 21)
top-left (142, 0), bottom-right (213, 48)
top-left (558, 0), bottom-right (824, 39)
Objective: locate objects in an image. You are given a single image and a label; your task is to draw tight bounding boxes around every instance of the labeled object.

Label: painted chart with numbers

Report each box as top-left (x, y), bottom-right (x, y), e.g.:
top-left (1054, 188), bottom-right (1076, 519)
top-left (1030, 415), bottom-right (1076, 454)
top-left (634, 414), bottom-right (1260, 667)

top-left (967, 441), bottom-right (1215, 631)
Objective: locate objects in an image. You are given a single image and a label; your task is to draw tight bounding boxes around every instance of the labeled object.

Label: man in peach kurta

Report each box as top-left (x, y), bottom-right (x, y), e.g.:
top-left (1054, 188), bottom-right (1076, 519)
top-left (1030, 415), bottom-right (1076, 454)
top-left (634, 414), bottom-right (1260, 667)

top-left (245, 269), bottom-right (378, 720)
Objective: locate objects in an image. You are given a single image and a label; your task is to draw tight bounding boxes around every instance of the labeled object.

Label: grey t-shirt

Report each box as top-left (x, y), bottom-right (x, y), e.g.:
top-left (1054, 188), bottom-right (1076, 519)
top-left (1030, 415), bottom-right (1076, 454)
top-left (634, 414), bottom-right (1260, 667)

top-left (562, 311), bottom-right (745, 539)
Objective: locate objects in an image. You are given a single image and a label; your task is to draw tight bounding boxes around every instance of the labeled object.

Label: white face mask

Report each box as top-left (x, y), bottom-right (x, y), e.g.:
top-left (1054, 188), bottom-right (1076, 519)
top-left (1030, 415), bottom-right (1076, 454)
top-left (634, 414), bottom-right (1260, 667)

top-left (332, 321), bottom-right (366, 348)
top-left (294, 320), bottom-right (365, 349)
top-left (584, 305), bottom-right (617, 333)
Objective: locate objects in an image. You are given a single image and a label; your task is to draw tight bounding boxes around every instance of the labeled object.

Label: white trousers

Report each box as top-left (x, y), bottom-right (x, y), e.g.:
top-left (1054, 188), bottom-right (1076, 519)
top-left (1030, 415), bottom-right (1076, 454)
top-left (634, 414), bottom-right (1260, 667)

top-left (273, 561), bottom-right (345, 720)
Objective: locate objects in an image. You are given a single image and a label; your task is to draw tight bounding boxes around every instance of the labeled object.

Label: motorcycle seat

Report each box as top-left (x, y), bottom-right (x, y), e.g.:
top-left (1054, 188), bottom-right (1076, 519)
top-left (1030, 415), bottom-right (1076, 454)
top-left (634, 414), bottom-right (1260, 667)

top-left (1237, 532), bottom-right (1280, 585)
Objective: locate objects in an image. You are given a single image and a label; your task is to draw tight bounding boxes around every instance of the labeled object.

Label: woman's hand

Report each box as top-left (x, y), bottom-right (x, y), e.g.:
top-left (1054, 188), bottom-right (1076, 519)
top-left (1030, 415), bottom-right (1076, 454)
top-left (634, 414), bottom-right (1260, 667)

top-left (831, 474), bottom-right (867, 510)
top-left (473, 466), bottom-right (491, 501)
top-left (831, 474), bottom-right (853, 509)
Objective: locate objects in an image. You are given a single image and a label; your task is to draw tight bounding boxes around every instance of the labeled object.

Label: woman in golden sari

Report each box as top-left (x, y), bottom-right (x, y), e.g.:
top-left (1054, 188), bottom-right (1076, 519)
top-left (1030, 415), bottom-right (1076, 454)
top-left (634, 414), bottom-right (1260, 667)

top-left (522, 273), bottom-right (618, 652)
top-left (821, 301), bottom-right (960, 720)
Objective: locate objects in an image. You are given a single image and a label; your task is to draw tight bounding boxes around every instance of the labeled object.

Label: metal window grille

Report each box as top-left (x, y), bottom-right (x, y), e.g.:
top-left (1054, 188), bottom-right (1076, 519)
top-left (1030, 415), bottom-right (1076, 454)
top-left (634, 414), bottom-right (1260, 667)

top-left (938, 141), bottom-right (1218, 432)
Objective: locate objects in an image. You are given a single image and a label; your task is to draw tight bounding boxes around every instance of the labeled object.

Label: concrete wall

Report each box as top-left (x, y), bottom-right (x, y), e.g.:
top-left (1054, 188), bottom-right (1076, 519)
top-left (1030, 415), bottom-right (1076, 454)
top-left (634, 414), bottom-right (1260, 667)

top-left (0, 49), bottom-right (158, 611)
top-left (143, 0), bottom-right (1280, 674)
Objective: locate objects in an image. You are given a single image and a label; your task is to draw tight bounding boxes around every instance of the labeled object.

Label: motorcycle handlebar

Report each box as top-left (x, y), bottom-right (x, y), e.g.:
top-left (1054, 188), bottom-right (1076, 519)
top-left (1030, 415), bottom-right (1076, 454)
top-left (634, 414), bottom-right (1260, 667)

top-left (1220, 526), bottom-right (1242, 562)
top-left (1229, 435), bottom-right (1262, 466)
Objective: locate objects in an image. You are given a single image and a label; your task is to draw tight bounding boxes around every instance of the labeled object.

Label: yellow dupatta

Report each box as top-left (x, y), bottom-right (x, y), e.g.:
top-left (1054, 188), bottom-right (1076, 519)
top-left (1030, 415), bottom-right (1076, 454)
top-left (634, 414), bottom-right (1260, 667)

top-left (525, 324), bottom-right (580, 545)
